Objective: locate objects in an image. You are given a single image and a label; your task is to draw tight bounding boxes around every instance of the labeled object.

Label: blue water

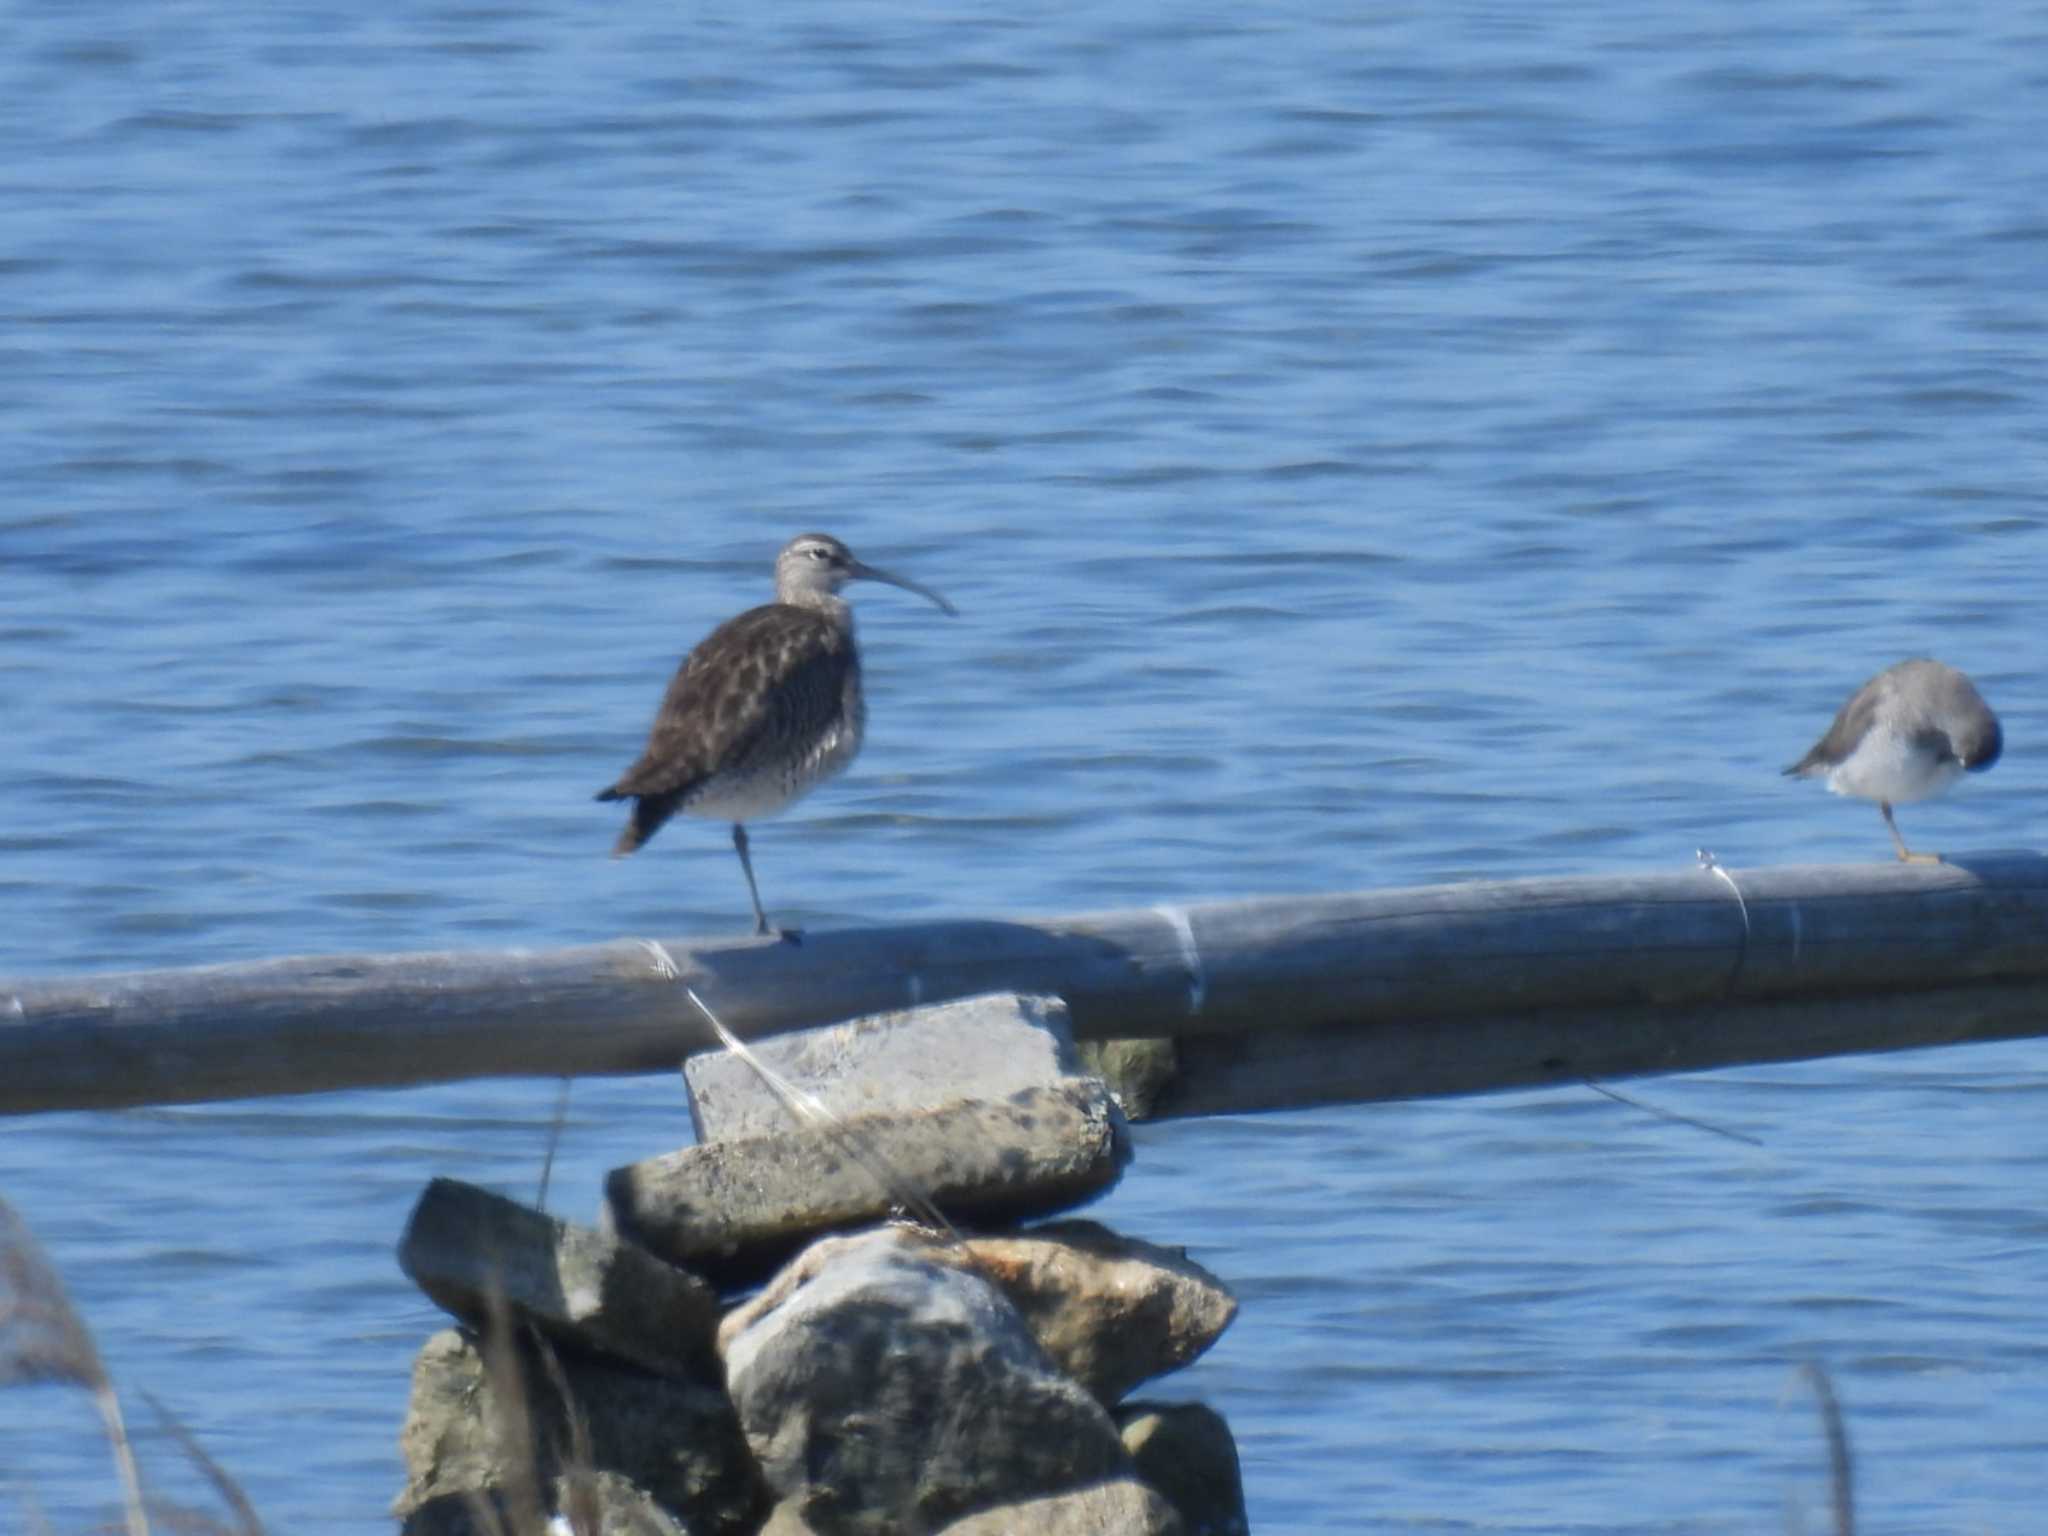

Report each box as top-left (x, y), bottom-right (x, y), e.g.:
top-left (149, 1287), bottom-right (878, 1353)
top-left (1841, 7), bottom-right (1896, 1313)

top-left (5, 2), bottom-right (2047, 1530)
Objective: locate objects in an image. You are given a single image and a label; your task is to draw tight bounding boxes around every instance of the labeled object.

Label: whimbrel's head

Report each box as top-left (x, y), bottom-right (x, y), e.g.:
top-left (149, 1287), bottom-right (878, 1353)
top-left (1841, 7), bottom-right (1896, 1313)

top-left (774, 532), bottom-right (957, 616)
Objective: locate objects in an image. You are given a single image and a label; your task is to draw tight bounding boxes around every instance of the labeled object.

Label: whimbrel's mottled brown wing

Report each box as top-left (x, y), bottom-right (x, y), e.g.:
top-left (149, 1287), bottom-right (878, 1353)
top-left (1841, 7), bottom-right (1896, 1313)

top-left (597, 603), bottom-right (851, 850)
top-left (1785, 676), bottom-right (1883, 777)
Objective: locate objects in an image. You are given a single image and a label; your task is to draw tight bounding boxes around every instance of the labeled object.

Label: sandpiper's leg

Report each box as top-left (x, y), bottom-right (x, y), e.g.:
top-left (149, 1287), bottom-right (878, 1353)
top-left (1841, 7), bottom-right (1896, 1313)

top-left (1881, 802), bottom-right (1942, 864)
top-left (731, 823), bottom-right (772, 935)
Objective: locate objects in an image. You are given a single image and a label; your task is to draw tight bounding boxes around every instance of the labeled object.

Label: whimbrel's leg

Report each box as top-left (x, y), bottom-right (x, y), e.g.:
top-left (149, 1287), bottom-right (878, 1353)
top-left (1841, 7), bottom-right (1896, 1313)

top-left (1881, 802), bottom-right (1942, 864)
top-left (731, 823), bottom-right (772, 934)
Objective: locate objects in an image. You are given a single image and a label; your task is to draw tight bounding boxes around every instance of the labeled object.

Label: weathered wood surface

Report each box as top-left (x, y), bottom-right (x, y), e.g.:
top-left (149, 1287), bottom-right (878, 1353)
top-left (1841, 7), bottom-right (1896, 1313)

top-left (1155, 975), bottom-right (2048, 1120)
top-left (3, 853), bottom-right (2045, 1117)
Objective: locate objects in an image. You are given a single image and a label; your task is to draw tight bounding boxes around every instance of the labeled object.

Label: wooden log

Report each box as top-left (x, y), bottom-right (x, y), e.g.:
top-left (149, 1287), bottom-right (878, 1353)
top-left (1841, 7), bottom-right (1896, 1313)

top-left (2, 854), bottom-right (2045, 1117)
top-left (1154, 976), bottom-right (2048, 1120)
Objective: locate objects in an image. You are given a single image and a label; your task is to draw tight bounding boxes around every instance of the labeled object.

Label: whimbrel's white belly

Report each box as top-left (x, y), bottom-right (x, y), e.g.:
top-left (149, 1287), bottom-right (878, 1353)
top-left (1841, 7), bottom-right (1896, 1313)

top-left (682, 775), bottom-right (810, 823)
top-left (683, 717), bottom-right (864, 823)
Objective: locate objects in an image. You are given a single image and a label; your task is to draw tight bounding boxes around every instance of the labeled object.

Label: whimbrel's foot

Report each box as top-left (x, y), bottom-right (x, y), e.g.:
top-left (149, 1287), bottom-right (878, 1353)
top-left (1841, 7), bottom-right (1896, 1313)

top-left (1897, 849), bottom-right (1944, 865)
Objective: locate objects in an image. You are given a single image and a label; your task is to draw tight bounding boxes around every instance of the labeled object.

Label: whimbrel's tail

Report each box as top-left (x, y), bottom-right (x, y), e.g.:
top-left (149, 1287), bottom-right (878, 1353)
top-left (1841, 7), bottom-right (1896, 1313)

top-left (594, 786), bottom-right (681, 857)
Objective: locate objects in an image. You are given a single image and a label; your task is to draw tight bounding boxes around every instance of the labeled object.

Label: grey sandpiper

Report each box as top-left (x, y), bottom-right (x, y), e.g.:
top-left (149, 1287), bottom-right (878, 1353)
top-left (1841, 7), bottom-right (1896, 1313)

top-left (597, 532), bottom-right (956, 936)
top-left (1784, 657), bottom-right (2002, 863)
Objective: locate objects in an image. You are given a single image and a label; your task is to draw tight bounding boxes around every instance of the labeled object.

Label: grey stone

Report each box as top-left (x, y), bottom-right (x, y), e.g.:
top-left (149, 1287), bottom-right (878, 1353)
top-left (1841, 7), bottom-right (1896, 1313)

top-left (399, 1475), bottom-right (695, 1536)
top-left (935, 1480), bottom-right (1185, 1535)
top-left (394, 1327), bottom-right (763, 1536)
top-left (551, 1470), bottom-right (697, 1536)
top-left (396, 1494), bottom-right (507, 1536)
top-left (1077, 1037), bottom-right (1179, 1121)
top-left (395, 1493), bottom-right (499, 1536)
top-left (758, 1500), bottom-right (825, 1536)
top-left (1118, 1403), bottom-right (1248, 1536)
top-left (685, 992), bottom-right (1082, 1143)
top-left (398, 1176), bottom-right (721, 1380)
top-left (719, 1227), bottom-right (1133, 1536)
top-left (935, 1220), bottom-right (1237, 1406)
top-left (607, 1080), bottom-right (1130, 1287)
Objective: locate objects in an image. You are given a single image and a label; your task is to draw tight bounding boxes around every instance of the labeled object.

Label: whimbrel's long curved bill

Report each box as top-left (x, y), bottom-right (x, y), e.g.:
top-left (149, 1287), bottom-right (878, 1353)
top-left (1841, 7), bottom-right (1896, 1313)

top-left (850, 559), bottom-right (958, 617)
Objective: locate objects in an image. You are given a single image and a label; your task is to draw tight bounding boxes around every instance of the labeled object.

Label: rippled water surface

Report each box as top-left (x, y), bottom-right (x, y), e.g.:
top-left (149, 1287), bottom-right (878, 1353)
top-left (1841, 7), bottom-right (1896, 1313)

top-left (5, 2), bottom-right (2047, 1531)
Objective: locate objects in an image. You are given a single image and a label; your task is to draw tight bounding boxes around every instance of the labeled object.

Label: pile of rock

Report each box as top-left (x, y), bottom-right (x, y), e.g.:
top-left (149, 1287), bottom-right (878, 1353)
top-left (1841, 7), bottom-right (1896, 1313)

top-left (391, 993), bottom-right (1247, 1535)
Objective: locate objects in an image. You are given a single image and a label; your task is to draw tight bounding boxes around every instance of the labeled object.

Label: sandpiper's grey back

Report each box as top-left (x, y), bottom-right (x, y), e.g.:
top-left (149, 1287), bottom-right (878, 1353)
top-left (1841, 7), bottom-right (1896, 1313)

top-left (596, 533), bottom-right (955, 935)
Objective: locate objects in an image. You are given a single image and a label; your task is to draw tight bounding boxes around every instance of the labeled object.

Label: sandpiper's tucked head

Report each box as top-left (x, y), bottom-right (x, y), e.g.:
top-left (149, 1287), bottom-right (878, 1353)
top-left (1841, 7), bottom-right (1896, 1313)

top-left (1922, 661), bottom-right (2003, 774)
top-left (1958, 711), bottom-right (2003, 773)
top-left (774, 532), bottom-right (957, 616)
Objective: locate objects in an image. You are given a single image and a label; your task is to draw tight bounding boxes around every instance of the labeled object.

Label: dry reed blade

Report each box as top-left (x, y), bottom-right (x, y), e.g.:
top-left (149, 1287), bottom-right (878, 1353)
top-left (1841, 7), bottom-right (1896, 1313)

top-left (1, 1196), bottom-right (150, 1536)
top-left (1, 1198), bottom-right (108, 1391)
top-left (138, 1391), bottom-right (264, 1536)
top-left (1801, 1361), bottom-right (1855, 1536)
top-left (530, 1335), bottom-right (599, 1536)
top-left (473, 1283), bottom-right (547, 1536)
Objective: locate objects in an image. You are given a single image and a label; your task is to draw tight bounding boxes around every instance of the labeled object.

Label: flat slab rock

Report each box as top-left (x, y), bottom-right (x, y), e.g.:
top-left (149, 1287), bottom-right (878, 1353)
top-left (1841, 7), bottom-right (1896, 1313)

top-left (606, 1078), bottom-right (1130, 1286)
top-left (398, 1176), bottom-right (719, 1379)
top-left (685, 991), bottom-right (1085, 1143)
top-left (718, 1226), bottom-right (1135, 1536)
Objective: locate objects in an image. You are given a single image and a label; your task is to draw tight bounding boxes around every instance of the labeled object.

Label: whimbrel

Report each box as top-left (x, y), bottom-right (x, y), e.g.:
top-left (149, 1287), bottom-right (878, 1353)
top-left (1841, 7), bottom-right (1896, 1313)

top-left (1785, 658), bottom-right (2002, 863)
top-left (597, 532), bottom-right (955, 936)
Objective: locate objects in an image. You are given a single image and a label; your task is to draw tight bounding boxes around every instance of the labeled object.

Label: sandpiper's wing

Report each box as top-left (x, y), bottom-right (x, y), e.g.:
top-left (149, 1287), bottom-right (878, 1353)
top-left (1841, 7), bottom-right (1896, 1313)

top-left (597, 604), bottom-right (852, 847)
top-left (1785, 673), bottom-right (1885, 777)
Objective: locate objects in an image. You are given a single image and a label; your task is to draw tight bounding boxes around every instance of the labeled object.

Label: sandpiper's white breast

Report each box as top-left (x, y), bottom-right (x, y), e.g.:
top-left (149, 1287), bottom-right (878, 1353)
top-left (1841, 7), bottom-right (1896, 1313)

top-left (1824, 727), bottom-right (1963, 805)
